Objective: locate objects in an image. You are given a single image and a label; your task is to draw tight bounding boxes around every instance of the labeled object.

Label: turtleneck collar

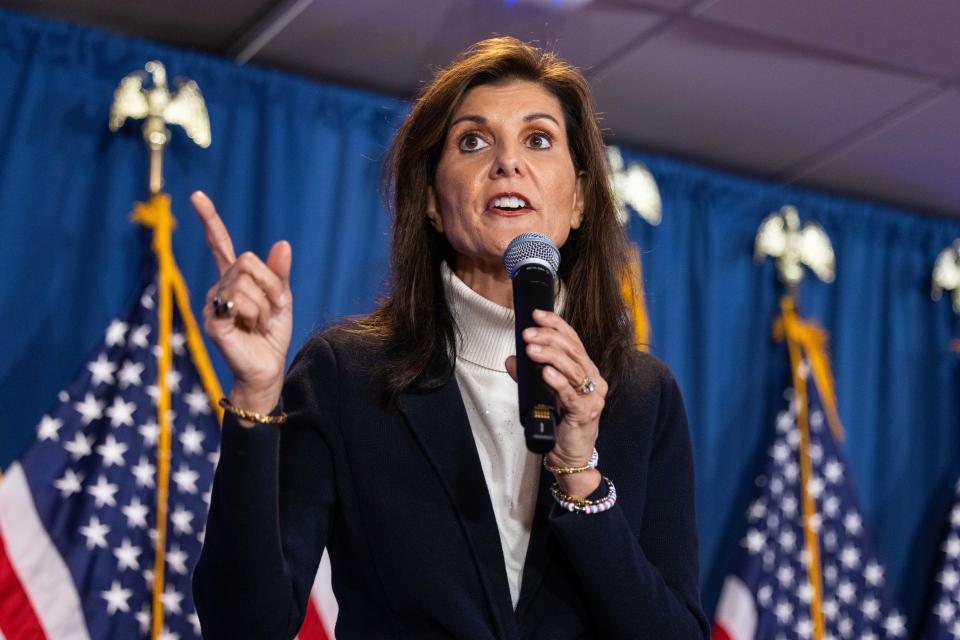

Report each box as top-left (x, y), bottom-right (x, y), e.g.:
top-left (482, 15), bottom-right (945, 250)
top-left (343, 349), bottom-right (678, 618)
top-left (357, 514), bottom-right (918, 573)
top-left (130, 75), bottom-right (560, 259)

top-left (442, 261), bottom-right (516, 372)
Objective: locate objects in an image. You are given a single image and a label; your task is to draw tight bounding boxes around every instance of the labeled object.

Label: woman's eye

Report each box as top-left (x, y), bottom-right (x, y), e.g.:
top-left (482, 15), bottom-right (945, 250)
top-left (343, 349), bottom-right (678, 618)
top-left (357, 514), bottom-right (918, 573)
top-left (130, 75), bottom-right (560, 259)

top-left (527, 132), bottom-right (553, 150)
top-left (458, 133), bottom-right (489, 152)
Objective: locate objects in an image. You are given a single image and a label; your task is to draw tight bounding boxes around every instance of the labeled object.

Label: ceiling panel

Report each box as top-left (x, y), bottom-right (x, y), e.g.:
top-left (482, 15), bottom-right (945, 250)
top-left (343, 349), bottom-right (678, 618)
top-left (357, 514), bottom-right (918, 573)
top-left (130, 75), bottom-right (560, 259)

top-left (253, 0), bottom-right (665, 96)
top-left (606, 0), bottom-right (702, 12)
top-left (414, 1), bottom-right (665, 85)
top-left (251, 0), bottom-right (457, 96)
top-left (698, 0), bottom-right (960, 80)
top-left (589, 18), bottom-right (938, 177)
top-left (0, 0), bottom-right (268, 50)
top-left (793, 89), bottom-right (960, 218)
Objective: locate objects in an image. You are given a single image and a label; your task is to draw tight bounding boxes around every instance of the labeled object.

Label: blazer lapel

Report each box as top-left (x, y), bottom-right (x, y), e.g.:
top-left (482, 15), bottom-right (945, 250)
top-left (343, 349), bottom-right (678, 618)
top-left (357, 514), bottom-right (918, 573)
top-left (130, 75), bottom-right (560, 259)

top-left (515, 465), bottom-right (553, 617)
top-left (400, 376), bottom-right (519, 639)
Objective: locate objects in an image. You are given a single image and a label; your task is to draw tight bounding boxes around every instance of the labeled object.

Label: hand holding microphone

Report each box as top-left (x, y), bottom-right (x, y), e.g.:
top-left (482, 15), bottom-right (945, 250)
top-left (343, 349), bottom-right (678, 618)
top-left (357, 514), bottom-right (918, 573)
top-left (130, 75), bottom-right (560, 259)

top-left (503, 234), bottom-right (607, 496)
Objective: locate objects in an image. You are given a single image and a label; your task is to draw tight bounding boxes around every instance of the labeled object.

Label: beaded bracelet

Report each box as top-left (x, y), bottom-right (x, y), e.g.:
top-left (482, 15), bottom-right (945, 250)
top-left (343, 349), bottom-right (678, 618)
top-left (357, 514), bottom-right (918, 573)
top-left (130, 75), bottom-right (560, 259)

top-left (543, 448), bottom-right (599, 475)
top-left (551, 477), bottom-right (617, 514)
top-left (218, 397), bottom-right (288, 425)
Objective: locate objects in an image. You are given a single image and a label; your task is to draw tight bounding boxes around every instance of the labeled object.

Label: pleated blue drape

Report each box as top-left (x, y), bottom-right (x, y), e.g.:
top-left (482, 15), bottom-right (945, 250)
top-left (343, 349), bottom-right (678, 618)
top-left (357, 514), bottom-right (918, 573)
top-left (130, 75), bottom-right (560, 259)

top-left (1, 7), bottom-right (958, 625)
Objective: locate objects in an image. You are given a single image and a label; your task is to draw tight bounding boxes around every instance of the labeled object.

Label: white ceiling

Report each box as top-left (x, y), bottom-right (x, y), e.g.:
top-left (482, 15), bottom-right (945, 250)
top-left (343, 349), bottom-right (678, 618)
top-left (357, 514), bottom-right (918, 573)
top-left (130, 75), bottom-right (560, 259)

top-left (5, 0), bottom-right (959, 220)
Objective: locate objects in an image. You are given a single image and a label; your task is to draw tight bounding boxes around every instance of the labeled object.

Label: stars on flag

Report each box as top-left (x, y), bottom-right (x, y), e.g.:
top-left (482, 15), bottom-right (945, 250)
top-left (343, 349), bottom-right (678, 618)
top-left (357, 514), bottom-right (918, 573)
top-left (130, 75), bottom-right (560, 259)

top-left (105, 320), bottom-right (128, 348)
top-left (105, 396), bottom-right (137, 428)
top-left (101, 580), bottom-right (134, 615)
top-left (37, 415), bottom-right (63, 441)
top-left (96, 434), bottom-right (129, 467)
top-left (54, 468), bottom-right (84, 497)
top-left (114, 537), bottom-right (142, 571)
top-left (131, 455), bottom-right (156, 488)
top-left (12, 281), bottom-right (223, 639)
top-left (925, 480), bottom-right (960, 640)
top-left (179, 424), bottom-right (206, 454)
top-left (80, 515), bottom-right (111, 550)
top-left (184, 386), bottom-right (211, 416)
top-left (172, 463), bottom-right (199, 495)
top-left (118, 360), bottom-right (145, 388)
top-left (719, 360), bottom-right (906, 639)
top-left (88, 353), bottom-right (118, 386)
top-left (122, 496), bottom-right (150, 529)
top-left (74, 393), bottom-right (105, 425)
top-left (87, 475), bottom-right (119, 508)
top-left (64, 431), bottom-right (94, 460)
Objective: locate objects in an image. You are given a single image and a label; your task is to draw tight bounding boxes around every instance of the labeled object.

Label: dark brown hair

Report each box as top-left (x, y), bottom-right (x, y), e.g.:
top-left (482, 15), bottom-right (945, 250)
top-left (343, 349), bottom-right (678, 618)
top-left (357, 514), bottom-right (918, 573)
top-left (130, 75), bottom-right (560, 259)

top-left (352, 36), bottom-right (635, 402)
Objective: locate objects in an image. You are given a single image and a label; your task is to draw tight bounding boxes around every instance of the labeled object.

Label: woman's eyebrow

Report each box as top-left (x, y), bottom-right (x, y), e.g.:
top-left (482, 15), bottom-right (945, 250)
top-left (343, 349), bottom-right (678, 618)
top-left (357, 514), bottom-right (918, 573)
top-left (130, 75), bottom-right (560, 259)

top-left (449, 113), bottom-right (561, 127)
top-left (524, 113), bottom-right (560, 126)
top-left (450, 114), bottom-right (485, 127)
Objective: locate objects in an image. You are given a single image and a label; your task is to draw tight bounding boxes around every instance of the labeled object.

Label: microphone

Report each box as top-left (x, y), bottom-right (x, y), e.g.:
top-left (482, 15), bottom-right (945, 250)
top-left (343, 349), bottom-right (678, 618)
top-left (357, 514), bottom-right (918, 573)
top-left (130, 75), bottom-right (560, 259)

top-left (503, 233), bottom-right (561, 454)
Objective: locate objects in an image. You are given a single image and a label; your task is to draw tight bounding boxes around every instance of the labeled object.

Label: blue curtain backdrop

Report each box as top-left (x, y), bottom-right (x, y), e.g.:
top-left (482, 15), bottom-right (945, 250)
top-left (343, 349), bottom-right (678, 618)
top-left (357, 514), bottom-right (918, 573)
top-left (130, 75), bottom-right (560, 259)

top-left (1, 7), bottom-right (958, 626)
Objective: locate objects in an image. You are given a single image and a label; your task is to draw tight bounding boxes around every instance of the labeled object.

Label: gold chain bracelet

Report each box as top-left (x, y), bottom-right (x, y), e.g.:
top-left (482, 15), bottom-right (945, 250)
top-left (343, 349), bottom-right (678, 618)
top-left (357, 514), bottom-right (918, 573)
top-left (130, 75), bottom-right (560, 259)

top-left (218, 397), bottom-right (288, 425)
top-left (543, 447), bottom-right (599, 475)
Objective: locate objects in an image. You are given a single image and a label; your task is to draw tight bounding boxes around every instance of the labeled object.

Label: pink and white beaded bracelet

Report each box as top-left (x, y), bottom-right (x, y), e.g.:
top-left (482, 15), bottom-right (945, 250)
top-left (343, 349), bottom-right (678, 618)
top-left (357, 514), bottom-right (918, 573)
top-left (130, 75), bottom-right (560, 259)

top-left (551, 477), bottom-right (617, 514)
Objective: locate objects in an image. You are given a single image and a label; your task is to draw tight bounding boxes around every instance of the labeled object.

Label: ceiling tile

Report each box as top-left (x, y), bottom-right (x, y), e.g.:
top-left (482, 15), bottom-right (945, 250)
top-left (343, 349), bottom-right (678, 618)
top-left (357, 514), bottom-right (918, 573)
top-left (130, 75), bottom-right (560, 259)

top-left (251, 0), bottom-right (457, 96)
top-left (414, 1), bottom-right (665, 84)
top-left (607, 0), bottom-right (700, 12)
top-left (1, 0), bottom-right (268, 50)
top-left (254, 0), bottom-right (664, 97)
top-left (590, 18), bottom-right (937, 176)
top-left (698, 0), bottom-right (960, 80)
top-left (790, 89), bottom-right (960, 219)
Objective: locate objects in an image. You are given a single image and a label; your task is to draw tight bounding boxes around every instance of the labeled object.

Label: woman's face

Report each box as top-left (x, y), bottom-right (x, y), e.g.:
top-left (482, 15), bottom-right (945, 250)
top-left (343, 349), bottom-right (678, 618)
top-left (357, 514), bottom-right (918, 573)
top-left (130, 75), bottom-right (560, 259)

top-left (429, 79), bottom-right (584, 274)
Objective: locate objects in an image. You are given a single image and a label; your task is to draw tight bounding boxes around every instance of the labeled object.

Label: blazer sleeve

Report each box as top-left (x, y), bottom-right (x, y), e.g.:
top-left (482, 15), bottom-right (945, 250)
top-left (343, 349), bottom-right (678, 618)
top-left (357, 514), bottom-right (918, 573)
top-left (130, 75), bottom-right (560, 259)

top-left (192, 337), bottom-right (339, 639)
top-left (547, 364), bottom-right (709, 639)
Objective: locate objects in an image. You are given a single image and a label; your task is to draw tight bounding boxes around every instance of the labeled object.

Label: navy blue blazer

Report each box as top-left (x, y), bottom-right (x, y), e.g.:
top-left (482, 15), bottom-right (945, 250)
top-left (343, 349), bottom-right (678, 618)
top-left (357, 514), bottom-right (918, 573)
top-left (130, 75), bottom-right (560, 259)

top-left (193, 328), bottom-right (709, 639)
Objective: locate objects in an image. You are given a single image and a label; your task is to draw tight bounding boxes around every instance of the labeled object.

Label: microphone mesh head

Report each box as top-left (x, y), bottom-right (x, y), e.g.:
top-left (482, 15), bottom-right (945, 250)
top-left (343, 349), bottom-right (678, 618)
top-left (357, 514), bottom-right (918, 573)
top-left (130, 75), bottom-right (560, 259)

top-left (503, 233), bottom-right (561, 278)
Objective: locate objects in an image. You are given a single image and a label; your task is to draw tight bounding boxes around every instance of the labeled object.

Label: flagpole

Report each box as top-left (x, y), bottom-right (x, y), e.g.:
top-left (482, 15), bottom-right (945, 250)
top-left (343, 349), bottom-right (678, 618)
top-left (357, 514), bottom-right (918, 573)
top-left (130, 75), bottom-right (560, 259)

top-left (111, 60), bottom-right (213, 640)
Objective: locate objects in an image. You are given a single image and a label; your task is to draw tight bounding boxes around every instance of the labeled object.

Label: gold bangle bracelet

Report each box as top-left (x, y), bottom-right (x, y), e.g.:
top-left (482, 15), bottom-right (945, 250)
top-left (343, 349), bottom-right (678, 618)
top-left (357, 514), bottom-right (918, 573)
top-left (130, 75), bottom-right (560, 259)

top-left (543, 460), bottom-right (593, 475)
top-left (543, 447), bottom-right (599, 475)
top-left (219, 397), bottom-right (288, 425)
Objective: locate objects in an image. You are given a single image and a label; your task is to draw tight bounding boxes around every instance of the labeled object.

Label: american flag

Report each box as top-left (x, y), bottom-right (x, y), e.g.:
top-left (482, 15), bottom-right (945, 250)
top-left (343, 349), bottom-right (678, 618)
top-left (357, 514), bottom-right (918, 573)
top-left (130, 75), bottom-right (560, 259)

top-left (0, 266), bottom-right (220, 639)
top-left (712, 359), bottom-right (907, 640)
top-left (925, 479), bottom-right (960, 640)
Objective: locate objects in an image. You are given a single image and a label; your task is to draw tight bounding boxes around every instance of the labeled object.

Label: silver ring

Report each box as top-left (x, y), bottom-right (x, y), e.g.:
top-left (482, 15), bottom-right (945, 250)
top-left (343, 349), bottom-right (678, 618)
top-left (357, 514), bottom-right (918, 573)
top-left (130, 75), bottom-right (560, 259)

top-left (212, 291), bottom-right (234, 318)
top-left (576, 377), bottom-right (596, 395)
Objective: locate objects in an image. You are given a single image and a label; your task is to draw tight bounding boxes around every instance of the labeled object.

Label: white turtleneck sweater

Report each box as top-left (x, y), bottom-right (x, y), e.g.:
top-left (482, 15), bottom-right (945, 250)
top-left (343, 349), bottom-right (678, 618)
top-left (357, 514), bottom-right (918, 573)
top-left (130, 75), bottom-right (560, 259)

top-left (441, 262), bottom-right (541, 609)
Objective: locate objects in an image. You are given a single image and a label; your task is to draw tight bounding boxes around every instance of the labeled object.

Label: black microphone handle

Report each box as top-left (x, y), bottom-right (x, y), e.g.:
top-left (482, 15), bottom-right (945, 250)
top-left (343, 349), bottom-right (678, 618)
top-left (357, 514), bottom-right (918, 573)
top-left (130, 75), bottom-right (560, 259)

top-left (512, 263), bottom-right (558, 454)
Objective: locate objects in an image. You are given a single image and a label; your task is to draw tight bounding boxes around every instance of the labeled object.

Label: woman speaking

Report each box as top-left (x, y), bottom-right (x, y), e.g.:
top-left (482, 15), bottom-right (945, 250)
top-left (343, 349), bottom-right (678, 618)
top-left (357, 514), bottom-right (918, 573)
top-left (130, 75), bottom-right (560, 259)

top-left (192, 37), bottom-right (708, 639)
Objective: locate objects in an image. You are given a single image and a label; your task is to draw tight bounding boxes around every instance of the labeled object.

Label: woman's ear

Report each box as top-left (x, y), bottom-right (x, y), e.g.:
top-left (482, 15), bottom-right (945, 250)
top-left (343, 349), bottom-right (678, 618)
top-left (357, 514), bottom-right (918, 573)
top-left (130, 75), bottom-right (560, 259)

top-left (570, 171), bottom-right (586, 230)
top-left (426, 186), bottom-right (443, 232)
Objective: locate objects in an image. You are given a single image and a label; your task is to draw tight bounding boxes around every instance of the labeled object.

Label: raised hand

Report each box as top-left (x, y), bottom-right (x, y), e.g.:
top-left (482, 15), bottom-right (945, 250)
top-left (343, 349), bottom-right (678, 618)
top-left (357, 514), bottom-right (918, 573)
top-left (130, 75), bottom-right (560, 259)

top-left (192, 191), bottom-right (293, 417)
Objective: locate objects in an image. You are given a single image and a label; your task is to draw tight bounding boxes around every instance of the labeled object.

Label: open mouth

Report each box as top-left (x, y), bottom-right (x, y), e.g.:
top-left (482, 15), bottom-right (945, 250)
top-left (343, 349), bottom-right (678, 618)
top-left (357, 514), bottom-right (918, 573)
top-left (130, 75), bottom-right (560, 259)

top-left (488, 193), bottom-right (532, 214)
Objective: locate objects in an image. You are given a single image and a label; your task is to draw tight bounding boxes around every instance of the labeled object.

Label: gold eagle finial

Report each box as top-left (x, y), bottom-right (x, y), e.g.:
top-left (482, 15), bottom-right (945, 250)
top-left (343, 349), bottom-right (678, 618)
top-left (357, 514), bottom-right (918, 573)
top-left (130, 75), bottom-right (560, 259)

top-left (110, 61), bottom-right (211, 194)
top-left (932, 239), bottom-right (960, 314)
top-left (755, 205), bottom-right (835, 289)
top-left (607, 146), bottom-right (662, 227)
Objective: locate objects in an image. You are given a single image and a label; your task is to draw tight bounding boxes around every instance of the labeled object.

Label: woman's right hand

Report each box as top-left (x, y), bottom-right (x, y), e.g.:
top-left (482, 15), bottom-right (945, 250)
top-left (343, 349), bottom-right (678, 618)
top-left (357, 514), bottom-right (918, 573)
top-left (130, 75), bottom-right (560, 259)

top-left (192, 191), bottom-right (293, 417)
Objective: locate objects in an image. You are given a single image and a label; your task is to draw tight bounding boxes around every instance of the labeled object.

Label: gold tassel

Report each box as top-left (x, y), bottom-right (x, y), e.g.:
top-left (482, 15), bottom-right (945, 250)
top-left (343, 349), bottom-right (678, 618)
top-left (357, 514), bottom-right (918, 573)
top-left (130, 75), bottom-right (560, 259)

top-left (132, 194), bottom-right (224, 640)
top-left (621, 245), bottom-right (651, 352)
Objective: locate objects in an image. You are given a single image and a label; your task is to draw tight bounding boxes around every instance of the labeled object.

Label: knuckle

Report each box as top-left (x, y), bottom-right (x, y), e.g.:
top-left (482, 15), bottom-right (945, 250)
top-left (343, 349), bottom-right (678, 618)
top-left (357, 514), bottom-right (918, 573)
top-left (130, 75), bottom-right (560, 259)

top-left (237, 251), bottom-right (258, 268)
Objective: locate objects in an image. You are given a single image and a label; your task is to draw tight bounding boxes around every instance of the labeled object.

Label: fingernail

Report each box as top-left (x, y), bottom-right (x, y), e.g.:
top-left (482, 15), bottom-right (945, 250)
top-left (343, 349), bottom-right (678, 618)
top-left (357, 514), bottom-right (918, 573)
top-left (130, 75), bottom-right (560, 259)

top-left (279, 293), bottom-right (289, 307)
top-left (533, 309), bottom-right (545, 318)
top-left (545, 367), bottom-right (556, 377)
top-left (524, 328), bottom-right (537, 338)
top-left (529, 344), bottom-right (542, 354)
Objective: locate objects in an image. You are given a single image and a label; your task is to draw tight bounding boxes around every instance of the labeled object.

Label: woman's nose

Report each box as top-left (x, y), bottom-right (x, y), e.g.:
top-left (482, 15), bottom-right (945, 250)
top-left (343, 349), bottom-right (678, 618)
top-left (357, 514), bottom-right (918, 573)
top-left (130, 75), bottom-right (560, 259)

top-left (489, 142), bottom-right (523, 179)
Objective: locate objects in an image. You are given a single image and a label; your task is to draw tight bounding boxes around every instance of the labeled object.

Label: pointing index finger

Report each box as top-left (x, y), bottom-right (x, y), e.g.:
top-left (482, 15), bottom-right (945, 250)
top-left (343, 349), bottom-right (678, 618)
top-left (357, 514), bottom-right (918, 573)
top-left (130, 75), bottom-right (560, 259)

top-left (191, 191), bottom-right (237, 276)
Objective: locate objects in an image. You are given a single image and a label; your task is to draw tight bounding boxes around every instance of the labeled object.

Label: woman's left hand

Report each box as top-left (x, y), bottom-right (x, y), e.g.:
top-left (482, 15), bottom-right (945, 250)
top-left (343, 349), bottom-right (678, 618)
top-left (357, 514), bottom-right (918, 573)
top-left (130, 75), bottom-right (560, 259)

top-left (505, 309), bottom-right (607, 498)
